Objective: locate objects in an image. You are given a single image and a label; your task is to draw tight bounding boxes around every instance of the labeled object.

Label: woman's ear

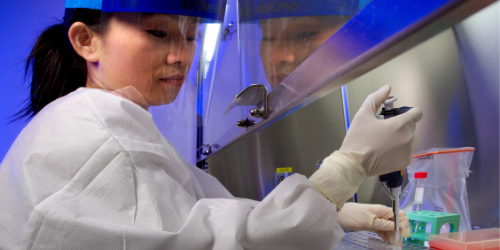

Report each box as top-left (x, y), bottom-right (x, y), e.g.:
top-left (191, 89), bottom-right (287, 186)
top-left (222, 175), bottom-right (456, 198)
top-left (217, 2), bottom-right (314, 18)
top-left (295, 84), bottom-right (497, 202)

top-left (68, 22), bottom-right (100, 62)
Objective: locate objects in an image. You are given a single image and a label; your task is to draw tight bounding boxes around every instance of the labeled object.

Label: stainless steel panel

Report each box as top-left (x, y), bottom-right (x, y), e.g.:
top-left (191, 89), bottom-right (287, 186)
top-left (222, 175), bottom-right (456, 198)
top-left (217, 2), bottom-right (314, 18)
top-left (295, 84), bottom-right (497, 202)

top-left (206, 0), bottom-right (498, 229)
top-left (207, 13), bottom-right (499, 227)
top-left (200, 0), bottom-right (496, 159)
top-left (453, 2), bottom-right (499, 229)
top-left (207, 89), bottom-right (346, 200)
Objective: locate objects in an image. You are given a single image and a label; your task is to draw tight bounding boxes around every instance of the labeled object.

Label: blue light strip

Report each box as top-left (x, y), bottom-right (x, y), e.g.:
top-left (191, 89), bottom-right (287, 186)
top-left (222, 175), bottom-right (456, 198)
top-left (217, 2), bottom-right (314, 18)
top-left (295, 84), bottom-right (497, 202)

top-left (341, 84), bottom-right (357, 202)
top-left (341, 85), bottom-right (350, 131)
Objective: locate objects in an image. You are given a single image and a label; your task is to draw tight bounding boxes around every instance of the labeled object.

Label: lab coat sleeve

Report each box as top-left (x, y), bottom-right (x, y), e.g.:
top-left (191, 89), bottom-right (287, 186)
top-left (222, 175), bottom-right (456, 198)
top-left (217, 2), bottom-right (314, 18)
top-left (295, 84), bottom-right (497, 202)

top-left (184, 159), bottom-right (235, 199)
top-left (188, 159), bottom-right (345, 249)
top-left (121, 171), bottom-right (344, 250)
top-left (183, 157), bottom-right (344, 249)
top-left (8, 148), bottom-right (344, 250)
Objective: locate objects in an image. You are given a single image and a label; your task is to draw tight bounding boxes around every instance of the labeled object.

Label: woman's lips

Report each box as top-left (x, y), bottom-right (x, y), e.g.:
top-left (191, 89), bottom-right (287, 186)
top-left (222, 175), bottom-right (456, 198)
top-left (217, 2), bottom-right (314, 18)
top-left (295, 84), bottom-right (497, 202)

top-left (160, 75), bottom-right (185, 87)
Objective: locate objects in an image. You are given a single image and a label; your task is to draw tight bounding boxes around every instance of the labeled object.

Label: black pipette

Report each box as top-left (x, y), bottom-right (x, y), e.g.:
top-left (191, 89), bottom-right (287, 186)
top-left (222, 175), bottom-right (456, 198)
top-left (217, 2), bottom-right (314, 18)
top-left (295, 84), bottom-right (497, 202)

top-left (378, 96), bottom-right (413, 246)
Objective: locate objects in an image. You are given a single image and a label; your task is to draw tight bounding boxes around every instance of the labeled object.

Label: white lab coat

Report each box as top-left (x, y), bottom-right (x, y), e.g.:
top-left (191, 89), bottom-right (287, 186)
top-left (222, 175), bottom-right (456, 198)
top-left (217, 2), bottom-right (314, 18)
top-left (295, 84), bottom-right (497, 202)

top-left (0, 88), bottom-right (344, 250)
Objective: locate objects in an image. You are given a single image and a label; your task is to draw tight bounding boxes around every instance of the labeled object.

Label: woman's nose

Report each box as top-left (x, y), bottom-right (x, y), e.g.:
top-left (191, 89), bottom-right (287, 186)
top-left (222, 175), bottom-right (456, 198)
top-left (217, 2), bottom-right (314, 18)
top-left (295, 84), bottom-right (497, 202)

top-left (166, 36), bottom-right (191, 65)
top-left (269, 40), bottom-right (296, 65)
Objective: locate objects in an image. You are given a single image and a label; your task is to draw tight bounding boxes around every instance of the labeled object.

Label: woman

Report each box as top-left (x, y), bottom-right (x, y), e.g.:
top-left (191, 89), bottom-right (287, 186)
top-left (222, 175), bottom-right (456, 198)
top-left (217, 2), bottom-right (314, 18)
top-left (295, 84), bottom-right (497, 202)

top-left (258, 15), bottom-right (352, 88)
top-left (0, 0), bottom-right (422, 249)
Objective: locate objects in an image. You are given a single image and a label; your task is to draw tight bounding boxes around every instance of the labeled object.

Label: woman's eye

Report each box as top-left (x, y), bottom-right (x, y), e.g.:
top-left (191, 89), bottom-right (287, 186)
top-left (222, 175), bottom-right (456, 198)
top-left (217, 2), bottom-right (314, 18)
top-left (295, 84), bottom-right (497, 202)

top-left (261, 37), bottom-right (276, 42)
top-left (296, 32), bottom-right (319, 40)
top-left (186, 37), bottom-right (197, 42)
top-left (147, 30), bottom-right (168, 38)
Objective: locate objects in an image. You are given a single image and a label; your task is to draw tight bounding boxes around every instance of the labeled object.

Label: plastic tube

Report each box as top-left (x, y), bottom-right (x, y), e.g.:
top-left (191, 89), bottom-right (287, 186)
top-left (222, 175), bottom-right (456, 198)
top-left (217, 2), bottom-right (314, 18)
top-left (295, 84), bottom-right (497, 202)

top-left (411, 172), bottom-right (428, 234)
top-left (412, 172), bottom-right (427, 212)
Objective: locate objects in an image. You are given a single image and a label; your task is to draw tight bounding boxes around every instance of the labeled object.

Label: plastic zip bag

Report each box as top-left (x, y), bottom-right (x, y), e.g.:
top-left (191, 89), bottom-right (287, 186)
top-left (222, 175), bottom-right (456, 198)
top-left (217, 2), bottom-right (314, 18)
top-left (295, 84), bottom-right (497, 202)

top-left (400, 147), bottom-right (474, 231)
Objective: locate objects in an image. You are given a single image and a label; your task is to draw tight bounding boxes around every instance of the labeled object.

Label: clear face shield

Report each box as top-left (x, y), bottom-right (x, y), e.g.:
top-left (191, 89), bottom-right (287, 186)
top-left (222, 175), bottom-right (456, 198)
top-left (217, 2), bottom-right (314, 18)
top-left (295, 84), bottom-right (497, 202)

top-left (238, 0), bottom-right (358, 90)
top-left (93, 0), bottom-right (226, 130)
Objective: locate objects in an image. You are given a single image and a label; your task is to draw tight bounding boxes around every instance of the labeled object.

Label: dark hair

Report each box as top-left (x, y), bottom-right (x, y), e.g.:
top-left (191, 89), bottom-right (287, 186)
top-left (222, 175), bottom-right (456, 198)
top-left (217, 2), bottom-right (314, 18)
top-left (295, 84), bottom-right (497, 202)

top-left (12, 8), bottom-right (112, 121)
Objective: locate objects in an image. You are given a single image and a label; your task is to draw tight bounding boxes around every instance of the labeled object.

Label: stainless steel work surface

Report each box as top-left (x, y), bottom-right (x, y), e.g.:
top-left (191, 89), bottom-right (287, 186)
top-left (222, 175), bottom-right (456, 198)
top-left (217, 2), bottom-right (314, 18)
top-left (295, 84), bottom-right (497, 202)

top-left (333, 231), bottom-right (429, 250)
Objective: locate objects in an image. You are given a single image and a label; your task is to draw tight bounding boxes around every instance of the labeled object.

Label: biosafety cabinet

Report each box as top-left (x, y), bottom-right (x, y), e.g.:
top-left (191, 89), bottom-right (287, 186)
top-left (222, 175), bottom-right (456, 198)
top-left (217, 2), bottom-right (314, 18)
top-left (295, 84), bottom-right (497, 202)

top-left (161, 0), bottom-right (499, 229)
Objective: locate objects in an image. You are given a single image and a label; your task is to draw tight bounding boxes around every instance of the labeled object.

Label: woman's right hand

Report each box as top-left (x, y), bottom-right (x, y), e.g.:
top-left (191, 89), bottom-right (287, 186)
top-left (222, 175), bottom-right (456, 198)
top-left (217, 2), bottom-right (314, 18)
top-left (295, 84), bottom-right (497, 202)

top-left (310, 85), bottom-right (422, 209)
top-left (339, 85), bottom-right (423, 177)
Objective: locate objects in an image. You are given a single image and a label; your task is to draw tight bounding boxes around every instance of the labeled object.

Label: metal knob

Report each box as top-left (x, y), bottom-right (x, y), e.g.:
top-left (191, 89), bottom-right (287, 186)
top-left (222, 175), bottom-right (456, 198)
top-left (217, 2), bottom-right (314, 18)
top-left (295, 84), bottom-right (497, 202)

top-left (250, 108), bottom-right (265, 118)
top-left (237, 118), bottom-right (256, 128)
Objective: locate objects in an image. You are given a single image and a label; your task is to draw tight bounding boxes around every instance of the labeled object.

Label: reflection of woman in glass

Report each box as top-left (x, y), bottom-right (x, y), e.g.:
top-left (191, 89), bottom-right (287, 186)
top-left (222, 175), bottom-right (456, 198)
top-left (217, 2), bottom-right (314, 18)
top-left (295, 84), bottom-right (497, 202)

top-left (259, 15), bottom-right (351, 88)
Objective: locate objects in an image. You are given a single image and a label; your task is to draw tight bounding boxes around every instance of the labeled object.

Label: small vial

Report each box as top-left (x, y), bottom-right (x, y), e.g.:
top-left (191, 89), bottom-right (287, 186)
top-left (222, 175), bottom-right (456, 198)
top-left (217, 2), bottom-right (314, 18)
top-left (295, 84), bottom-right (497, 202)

top-left (412, 172), bottom-right (427, 212)
top-left (410, 172), bottom-right (427, 234)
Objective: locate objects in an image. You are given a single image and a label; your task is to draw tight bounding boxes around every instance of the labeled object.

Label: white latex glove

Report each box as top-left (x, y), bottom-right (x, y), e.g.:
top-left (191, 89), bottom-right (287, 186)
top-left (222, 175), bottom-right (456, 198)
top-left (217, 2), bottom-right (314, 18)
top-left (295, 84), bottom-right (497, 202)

top-left (338, 203), bottom-right (410, 246)
top-left (339, 85), bottom-right (423, 177)
top-left (309, 85), bottom-right (423, 209)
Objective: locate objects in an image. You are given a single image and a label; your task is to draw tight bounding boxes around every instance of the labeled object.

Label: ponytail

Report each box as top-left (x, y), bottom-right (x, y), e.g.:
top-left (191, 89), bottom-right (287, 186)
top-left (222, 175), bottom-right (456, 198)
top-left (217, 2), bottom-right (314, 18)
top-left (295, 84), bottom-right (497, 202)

top-left (12, 8), bottom-right (111, 121)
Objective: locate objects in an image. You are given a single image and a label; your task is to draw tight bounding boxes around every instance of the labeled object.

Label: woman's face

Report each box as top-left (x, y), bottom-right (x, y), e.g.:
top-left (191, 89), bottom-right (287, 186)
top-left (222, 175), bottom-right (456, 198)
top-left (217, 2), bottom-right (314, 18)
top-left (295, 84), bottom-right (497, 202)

top-left (259, 16), bottom-right (345, 88)
top-left (91, 13), bottom-right (198, 106)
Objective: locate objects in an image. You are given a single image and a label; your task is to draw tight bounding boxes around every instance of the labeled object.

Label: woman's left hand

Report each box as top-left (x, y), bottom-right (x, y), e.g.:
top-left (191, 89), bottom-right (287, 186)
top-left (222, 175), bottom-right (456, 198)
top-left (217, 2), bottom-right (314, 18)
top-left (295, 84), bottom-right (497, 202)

top-left (338, 203), bottom-right (410, 245)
